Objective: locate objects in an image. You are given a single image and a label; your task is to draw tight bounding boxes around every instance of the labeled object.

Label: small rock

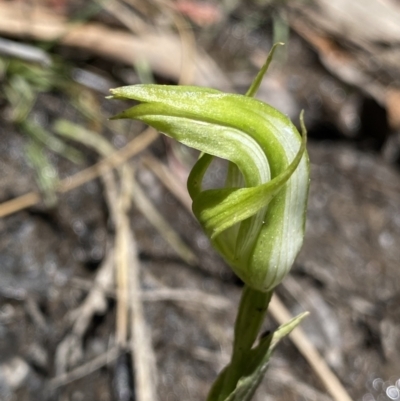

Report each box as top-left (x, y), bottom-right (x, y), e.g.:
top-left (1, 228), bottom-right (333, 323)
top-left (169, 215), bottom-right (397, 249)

top-left (0, 357), bottom-right (30, 390)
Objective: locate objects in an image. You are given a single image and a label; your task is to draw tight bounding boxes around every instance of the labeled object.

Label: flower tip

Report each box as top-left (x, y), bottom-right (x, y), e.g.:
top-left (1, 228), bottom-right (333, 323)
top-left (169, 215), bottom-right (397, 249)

top-left (299, 110), bottom-right (307, 138)
top-left (108, 88), bottom-right (122, 99)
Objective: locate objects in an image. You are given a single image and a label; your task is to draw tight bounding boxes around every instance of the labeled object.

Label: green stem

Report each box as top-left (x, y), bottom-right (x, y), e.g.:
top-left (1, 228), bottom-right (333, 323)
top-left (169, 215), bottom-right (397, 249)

top-left (218, 285), bottom-right (273, 401)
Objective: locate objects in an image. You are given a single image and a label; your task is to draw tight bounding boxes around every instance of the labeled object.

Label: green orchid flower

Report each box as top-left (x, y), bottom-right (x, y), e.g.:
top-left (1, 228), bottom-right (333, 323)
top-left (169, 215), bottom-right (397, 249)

top-left (109, 45), bottom-right (309, 293)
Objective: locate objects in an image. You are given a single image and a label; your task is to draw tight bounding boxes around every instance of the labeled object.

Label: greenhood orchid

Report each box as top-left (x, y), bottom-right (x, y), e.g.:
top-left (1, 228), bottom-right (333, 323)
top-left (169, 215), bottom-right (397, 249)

top-left (109, 46), bottom-right (309, 293)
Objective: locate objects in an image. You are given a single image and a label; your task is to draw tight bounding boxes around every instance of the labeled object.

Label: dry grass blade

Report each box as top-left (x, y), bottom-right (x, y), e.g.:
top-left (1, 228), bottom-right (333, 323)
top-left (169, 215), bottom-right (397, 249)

top-left (269, 295), bottom-right (353, 401)
top-left (59, 128), bottom-right (158, 193)
top-left (128, 230), bottom-right (159, 401)
top-left (131, 178), bottom-right (197, 265)
top-left (54, 250), bottom-right (114, 375)
top-left (143, 271), bottom-right (232, 356)
top-left (267, 367), bottom-right (334, 401)
top-left (68, 123), bottom-right (132, 348)
top-left (141, 154), bottom-right (192, 213)
top-left (99, 0), bottom-right (150, 35)
top-left (128, 235), bottom-right (159, 401)
top-left (106, 148), bottom-right (158, 399)
top-left (114, 165), bottom-right (132, 346)
top-left (0, 192), bottom-right (41, 218)
top-left (69, 276), bottom-right (231, 311)
top-left (0, 128), bottom-right (158, 218)
top-left (120, 0), bottom-right (197, 85)
top-left (153, 0), bottom-right (197, 85)
top-left (49, 346), bottom-right (120, 389)
top-left (141, 288), bottom-right (230, 310)
top-left (67, 248), bottom-right (114, 328)
top-left (116, 165), bottom-right (158, 401)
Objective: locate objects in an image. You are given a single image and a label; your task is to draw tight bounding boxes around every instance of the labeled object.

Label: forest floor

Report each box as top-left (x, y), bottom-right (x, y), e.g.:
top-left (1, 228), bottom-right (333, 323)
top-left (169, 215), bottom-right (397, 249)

top-left (0, 1), bottom-right (399, 401)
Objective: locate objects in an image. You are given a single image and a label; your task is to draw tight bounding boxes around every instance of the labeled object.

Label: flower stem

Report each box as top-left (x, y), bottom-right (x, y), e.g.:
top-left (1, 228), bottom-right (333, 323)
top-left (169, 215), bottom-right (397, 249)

top-left (218, 285), bottom-right (273, 400)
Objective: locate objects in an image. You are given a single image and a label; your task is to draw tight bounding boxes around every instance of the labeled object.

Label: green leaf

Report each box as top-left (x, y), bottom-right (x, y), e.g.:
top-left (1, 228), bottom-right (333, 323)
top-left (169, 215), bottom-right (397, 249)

top-left (53, 119), bottom-right (114, 157)
top-left (25, 139), bottom-right (58, 207)
top-left (23, 119), bottom-right (83, 164)
top-left (224, 312), bottom-right (308, 401)
top-left (214, 287), bottom-right (273, 401)
top-left (207, 366), bottom-right (230, 401)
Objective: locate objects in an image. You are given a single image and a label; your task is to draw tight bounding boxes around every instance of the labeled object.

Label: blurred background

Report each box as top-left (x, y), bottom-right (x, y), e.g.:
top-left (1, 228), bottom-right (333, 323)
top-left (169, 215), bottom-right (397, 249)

top-left (0, 1), bottom-right (399, 400)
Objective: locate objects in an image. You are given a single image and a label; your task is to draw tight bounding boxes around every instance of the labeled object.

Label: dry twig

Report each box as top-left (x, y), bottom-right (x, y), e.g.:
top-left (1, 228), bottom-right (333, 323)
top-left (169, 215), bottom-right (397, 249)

top-left (54, 250), bottom-right (114, 374)
top-left (114, 165), bottom-right (132, 346)
top-left (69, 276), bottom-right (231, 311)
top-left (0, 128), bottom-right (158, 218)
top-left (113, 164), bottom-right (158, 401)
top-left (49, 346), bottom-right (121, 389)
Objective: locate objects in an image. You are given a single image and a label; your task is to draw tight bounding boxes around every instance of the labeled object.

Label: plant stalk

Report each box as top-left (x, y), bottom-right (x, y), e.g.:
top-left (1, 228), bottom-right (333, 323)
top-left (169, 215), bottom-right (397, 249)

top-left (218, 285), bottom-right (273, 401)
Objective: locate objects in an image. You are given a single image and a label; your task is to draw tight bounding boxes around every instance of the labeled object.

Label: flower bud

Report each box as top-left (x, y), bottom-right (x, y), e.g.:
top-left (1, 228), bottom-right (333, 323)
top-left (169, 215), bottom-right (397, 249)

top-left (110, 52), bottom-right (309, 292)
